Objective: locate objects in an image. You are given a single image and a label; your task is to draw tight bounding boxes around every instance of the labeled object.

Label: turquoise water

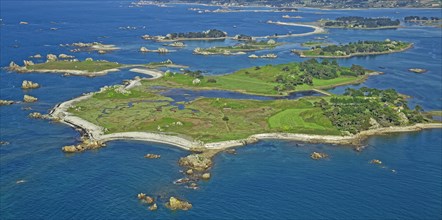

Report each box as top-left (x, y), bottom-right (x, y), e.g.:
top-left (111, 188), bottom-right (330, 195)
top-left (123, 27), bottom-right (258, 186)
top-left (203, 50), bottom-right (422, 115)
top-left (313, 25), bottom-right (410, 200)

top-left (1, 1), bottom-right (441, 219)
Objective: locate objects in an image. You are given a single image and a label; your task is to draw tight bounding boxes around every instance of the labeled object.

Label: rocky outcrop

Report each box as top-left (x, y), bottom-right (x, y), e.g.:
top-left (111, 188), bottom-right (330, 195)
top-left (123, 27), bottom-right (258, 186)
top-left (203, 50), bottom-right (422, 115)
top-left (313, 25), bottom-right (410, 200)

top-left (30, 54), bottom-right (42, 59)
top-left (179, 154), bottom-right (212, 171)
top-left (260, 53), bottom-right (277, 59)
top-left (168, 42), bottom-right (185, 47)
top-left (19, 21), bottom-right (28, 25)
top-left (144, 153), bottom-right (161, 159)
top-left (201, 173), bottom-right (211, 180)
top-left (166, 197), bottom-right (192, 211)
top-left (310, 152), bottom-right (328, 160)
top-left (408, 68), bottom-right (427, 73)
top-left (148, 203), bottom-right (158, 211)
top-left (61, 139), bottom-right (105, 153)
top-left (370, 159), bottom-right (382, 165)
top-left (9, 61), bottom-right (22, 71)
top-left (98, 50), bottom-right (106, 54)
top-left (0, 100), bottom-right (15, 106)
top-left (185, 169), bottom-right (193, 175)
top-left (23, 60), bottom-right (34, 66)
top-left (22, 80), bottom-right (40, 89)
top-left (23, 95), bottom-right (38, 103)
top-left (139, 47), bottom-right (149, 52)
top-left (248, 54), bottom-right (259, 59)
top-left (28, 112), bottom-right (50, 119)
top-left (46, 54), bottom-right (58, 62)
top-left (58, 54), bottom-right (75, 59)
top-left (157, 48), bottom-right (169, 53)
top-left (137, 193), bottom-right (154, 204)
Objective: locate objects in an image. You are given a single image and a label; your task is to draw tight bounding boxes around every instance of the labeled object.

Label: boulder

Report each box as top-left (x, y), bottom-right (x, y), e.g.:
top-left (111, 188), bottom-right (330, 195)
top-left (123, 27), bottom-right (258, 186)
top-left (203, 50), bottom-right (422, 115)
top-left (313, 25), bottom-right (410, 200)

top-left (157, 48), bottom-right (169, 53)
top-left (28, 112), bottom-right (43, 119)
top-left (408, 68), bottom-right (427, 74)
top-left (201, 173), bottom-right (211, 180)
top-left (19, 21), bottom-right (28, 25)
top-left (22, 80), bottom-right (40, 89)
top-left (148, 203), bottom-right (158, 211)
top-left (97, 50), bottom-right (106, 54)
top-left (185, 169), bottom-right (193, 175)
top-left (85, 58), bottom-right (94, 61)
top-left (144, 196), bottom-right (154, 204)
top-left (192, 78), bottom-right (201, 85)
top-left (9, 61), bottom-right (21, 71)
top-left (137, 193), bottom-right (146, 200)
top-left (267, 39), bottom-right (276, 45)
top-left (310, 152), bottom-right (328, 160)
top-left (23, 95), bottom-right (38, 103)
top-left (166, 197), bottom-right (192, 211)
top-left (46, 54), bottom-right (58, 62)
top-left (248, 54), bottom-right (259, 59)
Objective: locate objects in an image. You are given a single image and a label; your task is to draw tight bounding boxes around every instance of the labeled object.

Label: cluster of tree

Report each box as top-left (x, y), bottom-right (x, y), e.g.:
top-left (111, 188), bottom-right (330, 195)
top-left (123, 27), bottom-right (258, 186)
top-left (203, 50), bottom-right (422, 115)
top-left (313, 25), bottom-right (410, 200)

top-left (324, 16), bottom-right (400, 28)
top-left (272, 59), bottom-right (365, 91)
top-left (313, 40), bottom-right (408, 55)
top-left (315, 87), bottom-right (426, 134)
top-left (166, 29), bottom-right (227, 39)
top-left (404, 16), bottom-right (441, 21)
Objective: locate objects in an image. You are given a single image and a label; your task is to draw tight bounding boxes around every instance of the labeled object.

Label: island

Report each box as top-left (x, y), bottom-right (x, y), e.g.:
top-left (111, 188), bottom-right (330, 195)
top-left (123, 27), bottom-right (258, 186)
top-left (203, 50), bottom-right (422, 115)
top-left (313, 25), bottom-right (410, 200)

top-left (50, 64), bottom-right (440, 148)
top-left (142, 29), bottom-right (228, 42)
top-left (193, 40), bottom-right (280, 55)
top-left (404, 16), bottom-right (442, 27)
top-left (294, 39), bottom-right (413, 58)
top-left (319, 16), bottom-right (401, 29)
top-left (8, 57), bottom-right (186, 76)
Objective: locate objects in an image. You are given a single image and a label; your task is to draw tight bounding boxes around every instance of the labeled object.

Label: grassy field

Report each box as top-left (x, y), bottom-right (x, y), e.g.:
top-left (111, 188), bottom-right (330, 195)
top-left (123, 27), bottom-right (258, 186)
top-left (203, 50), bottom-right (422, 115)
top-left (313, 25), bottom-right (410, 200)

top-left (27, 60), bottom-right (123, 72)
top-left (150, 62), bottom-right (367, 95)
top-left (69, 84), bottom-right (342, 143)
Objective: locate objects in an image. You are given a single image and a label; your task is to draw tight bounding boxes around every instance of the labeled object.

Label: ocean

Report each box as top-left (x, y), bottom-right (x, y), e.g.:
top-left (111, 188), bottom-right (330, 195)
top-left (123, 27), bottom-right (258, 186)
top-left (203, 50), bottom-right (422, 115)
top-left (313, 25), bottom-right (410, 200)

top-left (1, 1), bottom-right (441, 219)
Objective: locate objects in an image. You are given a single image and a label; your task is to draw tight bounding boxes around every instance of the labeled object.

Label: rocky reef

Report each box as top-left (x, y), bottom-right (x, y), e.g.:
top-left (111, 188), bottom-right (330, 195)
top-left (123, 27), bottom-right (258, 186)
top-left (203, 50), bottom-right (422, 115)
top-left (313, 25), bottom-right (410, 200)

top-left (166, 197), bottom-right (192, 211)
top-left (62, 139), bottom-right (106, 153)
top-left (370, 159), bottom-right (382, 165)
top-left (408, 68), bottom-right (427, 73)
top-left (22, 80), bottom-right (40, 89)
top-left (139, 47), bottom-right (170, 53)
top-left (23, 95), bottom-right (38, 103)
top-left (310, 152), bottom-right (329, 160)
top-left (249, 53), bottom-right (278, 59)
top-left (137, 193), bottom-right (157, 211)
top-left (179, 153), bottom-right (213, 171)
top-left (144, 153), bottom-right (161, 159)
top-left (28, 112), bottom-right (50, 119)
top-left (0, 100), bottom-right (15, 106)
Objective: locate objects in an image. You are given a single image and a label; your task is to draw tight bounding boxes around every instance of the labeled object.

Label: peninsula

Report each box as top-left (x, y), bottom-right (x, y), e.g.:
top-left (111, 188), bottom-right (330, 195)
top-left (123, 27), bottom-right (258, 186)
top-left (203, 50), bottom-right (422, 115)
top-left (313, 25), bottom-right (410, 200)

top-left (294, 39), bottom-right (413, 58)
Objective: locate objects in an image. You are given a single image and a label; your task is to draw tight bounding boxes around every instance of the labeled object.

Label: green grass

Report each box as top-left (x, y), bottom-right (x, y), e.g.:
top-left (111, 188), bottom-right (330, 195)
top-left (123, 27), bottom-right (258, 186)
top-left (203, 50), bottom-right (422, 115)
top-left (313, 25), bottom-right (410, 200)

top-left (27, 60), bottom-right (122, 72)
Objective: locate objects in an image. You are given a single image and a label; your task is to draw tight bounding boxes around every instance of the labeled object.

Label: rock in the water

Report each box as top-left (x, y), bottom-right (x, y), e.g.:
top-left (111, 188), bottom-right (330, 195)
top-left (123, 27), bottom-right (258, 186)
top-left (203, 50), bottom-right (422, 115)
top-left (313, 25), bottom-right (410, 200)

top-left (8, 61), bottom-right (22, 71)
top-left (19, 21), bottom-right (28, 25)
top-left (137, 193), bottom-right (146, 200)
top-left (23, 95), bottom-right (38, 103)
top-left (201, 173), bottom-right (211, 180)
top-left (46, 54), bottom-right (58, 62)
top-left (0, 100), bottom-right (15, 106)
top-left (28, 112), bottom-right (42, 119)
top-left (0, 141), bottom-right (10, 145)
top-left (139, 47), bottom-right (149, 52)
top-left (58, 54), bottom-right (75, 59)
top-left (225, 149), bottom-right (236, 154)
top-left (166, 197), bottom-right (192, 211)
top-left (61, 139), bottom-right (105, 153)
top-left (144, 153), bottom-right (161, 159)
top-left (179, 154), bottom-right (212, 171)
top-left (370, 159), bottom-right (382, 165)
top-left (408, 68), bottom-right (426, 74)
top-left (62, 145), bottom-right (78, 153)
top-left (31, 54), bottom-right (42, 59)
top-left (22, 80), bottom-right (40, 89)
top-left (148, 203), bottom-right (158, 211)
top-left (185, 169), bottom-right (193, 175)
top-left (310, 152), bottom-right (328, 160)
top-left (23, 60), bottom-right (34, 66)
top-left (97, 50), bottom-right (106, 54)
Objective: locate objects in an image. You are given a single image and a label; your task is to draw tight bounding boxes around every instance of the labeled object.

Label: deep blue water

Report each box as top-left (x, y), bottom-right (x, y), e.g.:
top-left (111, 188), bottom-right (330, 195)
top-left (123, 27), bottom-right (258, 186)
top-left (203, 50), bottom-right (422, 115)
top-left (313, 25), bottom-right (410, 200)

top-left (1, 1), bottom-right (441, 219)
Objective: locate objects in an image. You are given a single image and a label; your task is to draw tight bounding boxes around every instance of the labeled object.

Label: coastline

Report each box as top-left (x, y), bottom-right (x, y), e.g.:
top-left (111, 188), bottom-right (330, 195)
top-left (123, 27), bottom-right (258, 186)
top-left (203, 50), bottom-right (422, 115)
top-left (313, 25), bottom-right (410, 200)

top-left (294, 43), bottom-right (414, 58)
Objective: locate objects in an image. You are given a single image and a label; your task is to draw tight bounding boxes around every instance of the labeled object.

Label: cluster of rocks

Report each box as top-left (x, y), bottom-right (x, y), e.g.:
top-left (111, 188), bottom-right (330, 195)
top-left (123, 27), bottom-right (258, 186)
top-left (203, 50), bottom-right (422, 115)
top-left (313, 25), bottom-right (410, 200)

top-left (166, 197), bottom-right (192, 211)
top-left (139, 47), bottom-right (170, 53)
top-left (58, 54), bottom-right (75, 59)
top-left (408, 68), bottom-right (427, 73)
top-left (21, 80), bottom-right (40, 89)
top-left (137, 193), bottom-right (157, 211)
top-left (0, 100), bottom-right (15, 106)
top-left (249, 53), bottom-right (277, 59)
top-left (23, 95), bottom-right (38, 103)
top-left (179, 153), bottom-right (213, 171)
top-left (310, 152), bottom-right (328, 160)
top-left (144, 153), bottom-right (161, 159)
top-left (62, 139), bottom-right (106, 153)
top-left (23, 60), bottom-right (34, 66)
top-left (28, 112), bottom-right (50, 119)
top-left (63, 42), bottom-right (119, 54)
top-left (167, 42), bottom-right (185, 47)
top-left (30, 54), bottom-right (42, 59)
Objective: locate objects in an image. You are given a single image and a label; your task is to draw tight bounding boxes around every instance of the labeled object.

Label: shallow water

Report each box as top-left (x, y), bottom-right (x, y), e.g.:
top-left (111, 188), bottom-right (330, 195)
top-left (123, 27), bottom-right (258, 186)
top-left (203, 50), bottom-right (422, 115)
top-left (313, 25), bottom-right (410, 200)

top-left (1, 1), bottom-right (441, 219)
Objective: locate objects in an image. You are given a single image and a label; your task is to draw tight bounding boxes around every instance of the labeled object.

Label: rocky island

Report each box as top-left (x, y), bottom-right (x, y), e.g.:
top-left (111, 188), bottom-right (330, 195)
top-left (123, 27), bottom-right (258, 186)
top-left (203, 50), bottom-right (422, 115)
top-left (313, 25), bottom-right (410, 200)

top-left (193, 39), bottom-right (280, 55)
top-left (142, 29), bottom-right (228, 42)
top-left (319, 16), bottom-right (401, 29)
top-left (294, 39), bottom-right (413, 58)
